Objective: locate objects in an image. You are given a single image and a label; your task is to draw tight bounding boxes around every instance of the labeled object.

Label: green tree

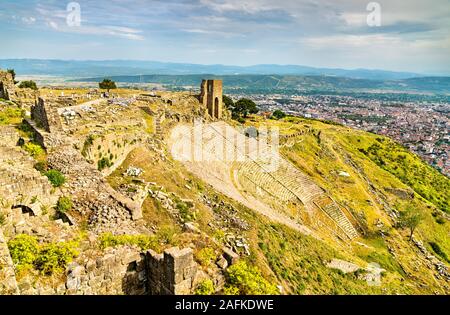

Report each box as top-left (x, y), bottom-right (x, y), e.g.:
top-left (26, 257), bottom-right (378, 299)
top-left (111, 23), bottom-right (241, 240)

top-left (271, 109), bottom-right (286, 120)
top-left (398, 206), bottom-right (423, 240)
top-left (18, 80), bottom-right (38, 90)
top-left (233, 98), bottom-right (259, 119)
top-left (223, 95), bottom-right (234, 110)
top-left (7, 69), bottom-right (18, 84)
top-left (99, 79), bottom-right (117, 92)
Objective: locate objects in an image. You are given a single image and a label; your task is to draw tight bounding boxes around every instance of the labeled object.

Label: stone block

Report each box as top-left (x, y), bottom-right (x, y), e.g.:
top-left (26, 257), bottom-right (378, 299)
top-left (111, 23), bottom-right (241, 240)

top-left (216, 256), bottom-right (228, 269)
top-left (222, 247), bottom-right (239, 265)
top-left (183, 265), bottom-right (198, 280)
top-left (164, 247), bottom-right (193, 270)
top-left (173, 278), bottom-right (192, 295)
top-left (66, 276), bottom-right (80, 290)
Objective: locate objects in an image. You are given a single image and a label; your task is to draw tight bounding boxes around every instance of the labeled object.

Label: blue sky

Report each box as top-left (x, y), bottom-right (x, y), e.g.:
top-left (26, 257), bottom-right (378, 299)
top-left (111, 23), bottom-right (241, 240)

top-left (0, 0), bottom-right (449, 74)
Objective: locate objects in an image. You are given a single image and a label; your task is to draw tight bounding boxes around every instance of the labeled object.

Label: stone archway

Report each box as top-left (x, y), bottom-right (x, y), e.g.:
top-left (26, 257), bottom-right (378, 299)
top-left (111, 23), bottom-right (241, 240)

top-left (11, 204), bottom-right (35, 216)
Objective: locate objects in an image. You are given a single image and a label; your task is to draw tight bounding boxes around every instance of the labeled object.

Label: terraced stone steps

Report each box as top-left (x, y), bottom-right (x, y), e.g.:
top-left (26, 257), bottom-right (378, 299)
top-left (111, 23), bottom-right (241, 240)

top-left (173, 122), bottom-right (358, 240)
top-left (314, 197), bottom-right (358, 239)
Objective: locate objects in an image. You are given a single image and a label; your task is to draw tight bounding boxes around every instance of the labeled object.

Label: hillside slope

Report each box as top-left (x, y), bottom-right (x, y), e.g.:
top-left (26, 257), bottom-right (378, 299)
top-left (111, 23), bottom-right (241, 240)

top-left (1, 89), bottom-right (449, 295)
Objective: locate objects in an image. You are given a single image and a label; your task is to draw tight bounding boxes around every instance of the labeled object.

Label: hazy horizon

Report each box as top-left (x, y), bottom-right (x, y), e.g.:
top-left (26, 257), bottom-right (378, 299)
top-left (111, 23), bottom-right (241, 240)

top-left (1, 0), bottom-right (449, 75)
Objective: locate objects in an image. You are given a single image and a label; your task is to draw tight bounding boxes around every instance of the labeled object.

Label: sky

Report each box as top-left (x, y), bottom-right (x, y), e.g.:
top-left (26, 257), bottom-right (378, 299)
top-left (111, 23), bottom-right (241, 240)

top-left (0, 0), bottom-right (449, 74)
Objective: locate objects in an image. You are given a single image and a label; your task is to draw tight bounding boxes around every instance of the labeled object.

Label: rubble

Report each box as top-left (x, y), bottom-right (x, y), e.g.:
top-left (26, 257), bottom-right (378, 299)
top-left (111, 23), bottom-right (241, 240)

top-left (124, 166), bottom-right (144, 177)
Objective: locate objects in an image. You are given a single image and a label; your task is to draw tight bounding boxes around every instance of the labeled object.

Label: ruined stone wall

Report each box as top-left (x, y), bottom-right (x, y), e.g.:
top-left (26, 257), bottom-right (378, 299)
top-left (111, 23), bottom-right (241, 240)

top-left (0, 241), bottom-right (207, 295)
top-left (0, 230), bottom-right (19, 295)
top-left (14, 246), bottom-right (202, 295)
top-left (0, 71), bottom-right (15, 101)
top-left (0, 125), bottom-right (59, 216)
top-left (82, 132), bottom-right (142, 176)
top-left (146, 247), bottom-right (200, 295)
top-left (31, 98), bottom-right (62, 133)
top-left (64, 246), bottom-right (147, 295)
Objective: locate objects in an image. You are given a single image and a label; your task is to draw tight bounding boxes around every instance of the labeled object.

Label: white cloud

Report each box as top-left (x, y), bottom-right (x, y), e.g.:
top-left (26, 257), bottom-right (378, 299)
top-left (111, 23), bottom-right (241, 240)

top-left (301, 34), bottom-right (402, 49)
top-left (47, 20), bottom-right (58, 30)
top-left (340, 12), bottom-right (367, 27)
top-left (199, 0), bottom-right (276, 14)
top-left (21, 16), bottom-right (36, 25)
top-left (182, 28), bottom-right (244, 38)
top-left (104, 26), bottom-right (142, 34)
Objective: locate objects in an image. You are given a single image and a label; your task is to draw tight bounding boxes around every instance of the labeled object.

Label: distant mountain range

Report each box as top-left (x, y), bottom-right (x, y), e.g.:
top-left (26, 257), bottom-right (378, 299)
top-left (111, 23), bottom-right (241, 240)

top-left (0, 59), bottom-right (425, 80)
top-left (74, 74), bottom-right (450, 94)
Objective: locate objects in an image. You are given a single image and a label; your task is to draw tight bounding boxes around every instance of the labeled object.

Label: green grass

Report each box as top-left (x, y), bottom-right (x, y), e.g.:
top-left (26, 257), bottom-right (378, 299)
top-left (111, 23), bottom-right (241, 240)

top-left (0, 106), bottom-right (24, 125)
top-left (98, 226), bottom-right (179, 252)
top-left (357, 137), bottom-right (449, 213)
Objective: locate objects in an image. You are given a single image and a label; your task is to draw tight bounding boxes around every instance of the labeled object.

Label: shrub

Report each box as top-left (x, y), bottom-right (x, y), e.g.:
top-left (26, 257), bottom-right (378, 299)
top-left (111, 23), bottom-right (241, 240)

top-left (99, 232), bottom-right (159, 251)
top-left (8, 235), bottom-right (79, 276)
top-left (195, 247), bottom-right (217, 267)
top-left (0, 212), bottom-right (6, 226)
top-left (34, 241), bottom-right (79, 275)
top-left (17, 121), bottom-right (35, 138)
top-left (224, 261), bottom-right (279, 295)
top-left (56, 196), bottom-right (73, 214)
top-left (175, 199), bottom-right (196, 222)
top-left (7, 234), bottom-right (39, 272)
top-left (271, 109), bottom-right (286, 120)
top-left (44, 169), bottom-right (66, 187)
top-left (97, 157), bottom-right (112, 170)
top-left (194, 279), bottom-right (215, 295)
top-left (34, 161), bottom-right (48, 173)
top-left (223, 285), bottom-right (240, 295)
top-left (18, 80), bottom-right (38, 90)
top-left (429, 242), bottom-right (449, 262)
top-left (23, 142), bottom-right (45, 157)
top-left (435, 217), bottom-right (445, 225)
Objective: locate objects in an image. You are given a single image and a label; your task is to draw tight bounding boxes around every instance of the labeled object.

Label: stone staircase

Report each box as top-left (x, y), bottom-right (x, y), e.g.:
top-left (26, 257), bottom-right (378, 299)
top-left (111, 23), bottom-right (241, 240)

top-left (314, 197), bottom-right (358, 240)
top-left (176, 122), bottom-right (359, 241)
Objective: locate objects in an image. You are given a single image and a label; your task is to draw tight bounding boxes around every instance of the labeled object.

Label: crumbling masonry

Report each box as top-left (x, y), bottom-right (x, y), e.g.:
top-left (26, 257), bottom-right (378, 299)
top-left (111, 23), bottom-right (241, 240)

top-left (199, 79), bottom-right (223, 119)
top-left (0, 71), bottom-right (16, 101)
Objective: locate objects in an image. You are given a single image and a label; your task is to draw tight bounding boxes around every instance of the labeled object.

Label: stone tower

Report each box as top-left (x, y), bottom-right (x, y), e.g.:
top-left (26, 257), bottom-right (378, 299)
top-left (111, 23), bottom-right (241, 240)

top-left (199, 79), bottom-right (223, 119)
